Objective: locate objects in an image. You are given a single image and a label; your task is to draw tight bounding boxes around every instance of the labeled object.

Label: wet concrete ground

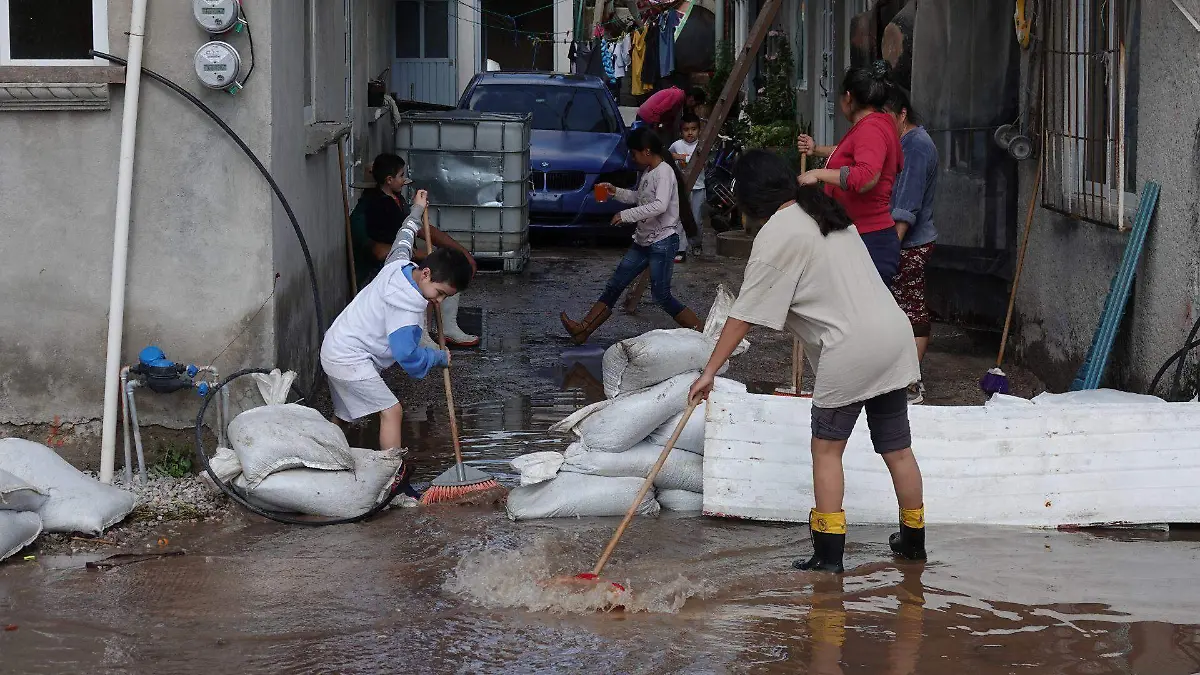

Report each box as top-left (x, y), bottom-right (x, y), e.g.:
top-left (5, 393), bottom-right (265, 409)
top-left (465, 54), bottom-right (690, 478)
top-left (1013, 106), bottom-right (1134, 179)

top-left (4, 242), bottom-right (1199, 674)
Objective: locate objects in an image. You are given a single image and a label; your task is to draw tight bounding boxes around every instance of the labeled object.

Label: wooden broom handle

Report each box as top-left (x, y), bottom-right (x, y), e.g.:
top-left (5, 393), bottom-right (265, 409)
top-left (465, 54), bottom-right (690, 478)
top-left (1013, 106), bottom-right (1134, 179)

top-left (422, 209), bottom-right (464, 467)
top-left (591, 398), bottom-right (701, 578)
top-left (790, 152), bottom-right (808, 395)
top-left (996, 153), bottom-right (1043, 368)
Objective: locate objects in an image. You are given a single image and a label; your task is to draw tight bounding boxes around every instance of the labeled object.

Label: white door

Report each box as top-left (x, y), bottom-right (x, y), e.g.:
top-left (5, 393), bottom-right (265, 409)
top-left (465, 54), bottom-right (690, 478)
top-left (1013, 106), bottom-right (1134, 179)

top-left (392, 0), bottom-right (457, 105)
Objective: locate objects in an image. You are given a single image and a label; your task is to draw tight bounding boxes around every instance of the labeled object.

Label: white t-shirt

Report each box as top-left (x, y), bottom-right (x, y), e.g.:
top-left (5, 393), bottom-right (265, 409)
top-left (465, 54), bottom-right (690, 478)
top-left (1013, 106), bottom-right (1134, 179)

top-left (729, 204), bottom-right (919, 407)
top-left (669, 139), bottom-right (705, 190)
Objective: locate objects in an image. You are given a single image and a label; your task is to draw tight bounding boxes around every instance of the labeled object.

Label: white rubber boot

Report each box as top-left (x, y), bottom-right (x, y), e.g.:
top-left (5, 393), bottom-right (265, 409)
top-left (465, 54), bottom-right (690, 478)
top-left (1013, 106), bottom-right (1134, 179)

top-left (440, 294), bottom-right (480, 347)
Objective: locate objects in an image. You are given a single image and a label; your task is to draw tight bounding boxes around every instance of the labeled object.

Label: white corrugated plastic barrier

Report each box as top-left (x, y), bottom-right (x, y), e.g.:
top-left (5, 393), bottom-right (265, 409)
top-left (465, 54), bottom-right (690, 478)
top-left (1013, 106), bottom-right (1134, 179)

top-left (703, 390), bottom-right (1200, 527)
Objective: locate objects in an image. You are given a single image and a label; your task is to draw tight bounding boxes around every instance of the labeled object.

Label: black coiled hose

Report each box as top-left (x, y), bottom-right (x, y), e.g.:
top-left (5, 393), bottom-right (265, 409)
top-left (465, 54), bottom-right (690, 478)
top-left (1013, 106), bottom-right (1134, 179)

top-left (91, 51), bottom-right (398, 525)
top-left (195, 369), bottom-right (401, 526)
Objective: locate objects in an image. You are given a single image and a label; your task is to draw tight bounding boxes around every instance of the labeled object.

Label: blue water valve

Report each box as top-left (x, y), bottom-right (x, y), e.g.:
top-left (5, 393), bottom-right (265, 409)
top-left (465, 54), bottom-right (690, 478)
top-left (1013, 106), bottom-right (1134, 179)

top-left (197, 381), bottom-right (211, 397)
top-left (186, 364), bottom-right (199, 378)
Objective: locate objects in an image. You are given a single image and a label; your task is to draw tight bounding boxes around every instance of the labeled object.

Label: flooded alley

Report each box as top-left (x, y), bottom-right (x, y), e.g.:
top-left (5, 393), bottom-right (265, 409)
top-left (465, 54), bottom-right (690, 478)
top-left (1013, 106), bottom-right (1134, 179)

top-left (2, 248), bottom-right (1199, 674)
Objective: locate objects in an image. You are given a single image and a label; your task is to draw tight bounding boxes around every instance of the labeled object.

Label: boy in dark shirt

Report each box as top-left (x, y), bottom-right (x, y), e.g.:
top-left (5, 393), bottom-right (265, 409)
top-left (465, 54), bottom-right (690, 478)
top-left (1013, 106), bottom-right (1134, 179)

top-left (352, 153), bottom-right (480, 346)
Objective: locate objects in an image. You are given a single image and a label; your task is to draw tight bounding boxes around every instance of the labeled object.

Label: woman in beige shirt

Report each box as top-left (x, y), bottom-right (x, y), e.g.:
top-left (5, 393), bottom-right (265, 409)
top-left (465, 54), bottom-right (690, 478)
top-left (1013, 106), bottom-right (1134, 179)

top-left (689, 150), bottom-right (926, 573)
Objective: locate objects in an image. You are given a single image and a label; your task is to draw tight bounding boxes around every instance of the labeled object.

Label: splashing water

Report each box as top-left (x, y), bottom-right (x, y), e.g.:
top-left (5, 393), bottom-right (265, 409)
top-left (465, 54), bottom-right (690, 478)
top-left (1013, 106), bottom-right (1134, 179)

top-left (444, 541), bottom-right (714, 614)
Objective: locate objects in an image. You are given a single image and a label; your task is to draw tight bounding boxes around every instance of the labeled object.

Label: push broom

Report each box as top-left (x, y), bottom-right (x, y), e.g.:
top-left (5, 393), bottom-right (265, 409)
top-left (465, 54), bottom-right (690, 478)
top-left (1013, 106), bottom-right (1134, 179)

top-left (545, 397), bottom-right (701, 604)
top-left (419, 209), bottom-right (500, 504)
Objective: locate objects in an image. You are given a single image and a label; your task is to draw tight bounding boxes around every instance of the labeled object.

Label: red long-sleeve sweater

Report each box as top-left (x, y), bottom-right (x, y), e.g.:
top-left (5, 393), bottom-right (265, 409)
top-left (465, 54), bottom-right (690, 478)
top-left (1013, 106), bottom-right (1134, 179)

top-left (823, 112), bottom-right (904, 234)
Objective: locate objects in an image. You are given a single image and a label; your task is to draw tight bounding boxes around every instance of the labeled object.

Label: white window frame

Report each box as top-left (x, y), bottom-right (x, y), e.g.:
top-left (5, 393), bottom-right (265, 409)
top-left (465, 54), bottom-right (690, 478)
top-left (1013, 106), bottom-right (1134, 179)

top-left (1045, 0), bottom-right (1134, 228)
top-left (0, 0), bottom-right (109, 66)
top-left (303, 0), bottom-right (317, 124)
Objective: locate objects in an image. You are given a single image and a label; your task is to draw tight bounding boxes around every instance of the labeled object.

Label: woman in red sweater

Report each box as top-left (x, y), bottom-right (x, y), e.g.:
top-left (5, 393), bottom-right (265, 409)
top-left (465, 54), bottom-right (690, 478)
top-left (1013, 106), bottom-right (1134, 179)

top-left (796, 61), bottom-right (904, 286)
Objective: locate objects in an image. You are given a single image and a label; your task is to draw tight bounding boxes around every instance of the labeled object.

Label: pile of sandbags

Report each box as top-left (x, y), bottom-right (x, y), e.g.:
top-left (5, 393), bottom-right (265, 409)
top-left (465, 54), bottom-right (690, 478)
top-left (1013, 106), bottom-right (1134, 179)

top-left (209, 370), bottom-right (403, 518)
top-left (0, 437), bottom-right (138, 560)
top-left (506, 287), bottom-right (746, 520)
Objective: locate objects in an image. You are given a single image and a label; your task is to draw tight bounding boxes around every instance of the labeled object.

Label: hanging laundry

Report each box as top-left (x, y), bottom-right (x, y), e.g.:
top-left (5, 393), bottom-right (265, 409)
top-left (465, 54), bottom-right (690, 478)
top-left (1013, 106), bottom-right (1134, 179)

top-left (631, 26), bottom-right (653, 95)
top-left (613, 34), bottom-right (632, 79)
top-left (643, 19), bottom-right (661, 86)
top-left (658, 9), bottom-right (679, 79)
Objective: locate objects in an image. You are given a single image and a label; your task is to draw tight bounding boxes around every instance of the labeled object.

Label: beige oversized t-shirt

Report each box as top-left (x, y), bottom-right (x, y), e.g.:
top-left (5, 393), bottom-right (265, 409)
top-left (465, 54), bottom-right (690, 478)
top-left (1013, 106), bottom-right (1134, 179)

top-left (729, 203), bottom-right (920, 408)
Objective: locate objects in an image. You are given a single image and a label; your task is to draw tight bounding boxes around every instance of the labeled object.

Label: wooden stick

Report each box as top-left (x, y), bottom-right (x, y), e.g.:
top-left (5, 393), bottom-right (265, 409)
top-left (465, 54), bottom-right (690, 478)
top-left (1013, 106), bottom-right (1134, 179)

top-left (337, 139), bottom-right (358, 296)
top-left (789, 153), bottom-right (809, 395)
top-left (423, 209), bottom-right (463, 468)
top-left (591, 398), bottom-right (700, 578)
top-left (996, 150), bottom-right (1043, 369)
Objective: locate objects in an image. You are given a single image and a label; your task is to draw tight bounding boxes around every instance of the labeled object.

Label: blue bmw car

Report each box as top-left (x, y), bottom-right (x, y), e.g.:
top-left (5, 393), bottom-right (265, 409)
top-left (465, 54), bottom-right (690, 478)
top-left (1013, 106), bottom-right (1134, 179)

top-left (458, 72), bottom-right (639, 231)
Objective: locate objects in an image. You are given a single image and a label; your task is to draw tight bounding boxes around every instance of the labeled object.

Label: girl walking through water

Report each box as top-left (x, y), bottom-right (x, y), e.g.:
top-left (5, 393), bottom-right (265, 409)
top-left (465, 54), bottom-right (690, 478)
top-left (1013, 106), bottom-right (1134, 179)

top-left (560, 127), bottom-right (702, 343)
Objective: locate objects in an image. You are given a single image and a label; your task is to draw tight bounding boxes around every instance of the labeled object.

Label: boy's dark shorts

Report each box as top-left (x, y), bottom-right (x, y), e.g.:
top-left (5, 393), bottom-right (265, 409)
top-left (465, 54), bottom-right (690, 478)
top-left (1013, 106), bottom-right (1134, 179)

top-left (810, 388), bottom-right (912, 454)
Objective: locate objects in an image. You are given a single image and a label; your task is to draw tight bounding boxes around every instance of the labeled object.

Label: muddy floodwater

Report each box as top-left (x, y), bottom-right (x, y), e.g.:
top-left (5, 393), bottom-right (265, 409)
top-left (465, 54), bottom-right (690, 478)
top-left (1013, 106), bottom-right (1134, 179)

top-left (3, 249), bottom-right (1199, 673)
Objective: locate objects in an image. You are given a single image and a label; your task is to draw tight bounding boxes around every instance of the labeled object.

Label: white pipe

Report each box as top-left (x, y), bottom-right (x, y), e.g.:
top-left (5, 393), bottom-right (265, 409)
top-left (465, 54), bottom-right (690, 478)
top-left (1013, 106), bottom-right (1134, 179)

top-left (125, 381), bottom-right (148, 485)
top-left (99, 0), bottom-right (150, 484)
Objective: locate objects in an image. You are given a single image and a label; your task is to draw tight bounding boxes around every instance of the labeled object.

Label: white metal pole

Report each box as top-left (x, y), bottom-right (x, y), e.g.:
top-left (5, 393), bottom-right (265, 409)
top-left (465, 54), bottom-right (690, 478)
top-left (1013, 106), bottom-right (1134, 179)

top-left (99, 0), bottom-right (150, 483)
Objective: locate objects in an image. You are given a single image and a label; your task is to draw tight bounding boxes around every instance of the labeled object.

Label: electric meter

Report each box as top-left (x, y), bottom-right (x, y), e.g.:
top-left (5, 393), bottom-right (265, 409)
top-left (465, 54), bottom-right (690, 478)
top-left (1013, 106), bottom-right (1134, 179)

top-left (194, 41), bottom-right (242, 90)
top-left (193, 0), bottom-right (241, 34)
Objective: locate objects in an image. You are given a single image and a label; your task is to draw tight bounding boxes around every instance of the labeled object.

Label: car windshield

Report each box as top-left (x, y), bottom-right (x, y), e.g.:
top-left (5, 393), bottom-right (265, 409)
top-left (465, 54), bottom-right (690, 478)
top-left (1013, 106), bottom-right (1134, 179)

top-left (465, 84), bottom-right (620, 134)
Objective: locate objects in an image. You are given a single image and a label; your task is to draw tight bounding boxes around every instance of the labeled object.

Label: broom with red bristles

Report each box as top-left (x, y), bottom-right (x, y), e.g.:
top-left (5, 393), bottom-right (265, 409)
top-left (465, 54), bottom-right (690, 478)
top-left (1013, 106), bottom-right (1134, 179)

top-left (419, 209), bottom-right (500, 504)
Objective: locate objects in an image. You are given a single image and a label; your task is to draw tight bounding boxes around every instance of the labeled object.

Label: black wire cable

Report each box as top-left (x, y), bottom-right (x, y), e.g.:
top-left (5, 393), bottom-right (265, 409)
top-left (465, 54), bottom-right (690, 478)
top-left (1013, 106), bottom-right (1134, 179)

top-left (239, 2), bottom-right (255, 87)
top-left (1148, 339), bottom-right (1200, 400)
top-left (1169, 314), bottom-right (1200, 398)
top-left (87, 51), bottom-right (401, 525)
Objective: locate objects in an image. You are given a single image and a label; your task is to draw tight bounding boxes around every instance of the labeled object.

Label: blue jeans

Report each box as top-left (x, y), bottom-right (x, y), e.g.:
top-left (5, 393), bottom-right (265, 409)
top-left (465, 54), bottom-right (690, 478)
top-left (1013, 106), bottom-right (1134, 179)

top-left (599, 235), bottom-right (685, 316)
top-left (860, 226), bottom-right (902, 288)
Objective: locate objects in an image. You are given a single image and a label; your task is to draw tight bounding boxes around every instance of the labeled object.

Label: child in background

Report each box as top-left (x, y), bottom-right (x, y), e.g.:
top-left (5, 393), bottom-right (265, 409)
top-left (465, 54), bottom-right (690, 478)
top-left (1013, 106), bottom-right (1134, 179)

top-left (670, 113), bottom-right (706, 262)
top-left (559, 127), bottom-right (702, 343)
top-left (354, 153), bottom-right (480, 347)
top-left (321, 188), bottom-right (473, 467)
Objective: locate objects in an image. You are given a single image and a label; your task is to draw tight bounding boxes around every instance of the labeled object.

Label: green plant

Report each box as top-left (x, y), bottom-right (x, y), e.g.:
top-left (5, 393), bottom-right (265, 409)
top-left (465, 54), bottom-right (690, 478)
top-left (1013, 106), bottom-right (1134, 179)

top-left (708, 40), bottom-right (734, 106)
top-left (151, 443), bottom-right (193, 479)
top-left (744, 32), bottom-right (797, 131)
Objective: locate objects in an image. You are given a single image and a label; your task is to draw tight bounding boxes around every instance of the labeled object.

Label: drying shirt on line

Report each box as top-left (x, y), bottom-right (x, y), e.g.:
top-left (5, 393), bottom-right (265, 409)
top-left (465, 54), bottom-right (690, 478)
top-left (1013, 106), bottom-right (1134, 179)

top-left (729, 204), bottom-right (919, 408)
top-left (631, 27), bottom-right (651, 95)
top-left (321, 203), bottom-right (447, 382)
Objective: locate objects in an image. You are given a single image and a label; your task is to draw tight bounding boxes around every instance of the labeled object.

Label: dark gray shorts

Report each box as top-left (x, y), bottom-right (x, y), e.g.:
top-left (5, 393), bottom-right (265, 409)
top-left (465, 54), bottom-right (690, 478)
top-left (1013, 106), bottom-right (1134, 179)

top-left (811, 388), bottom-right (912, 454)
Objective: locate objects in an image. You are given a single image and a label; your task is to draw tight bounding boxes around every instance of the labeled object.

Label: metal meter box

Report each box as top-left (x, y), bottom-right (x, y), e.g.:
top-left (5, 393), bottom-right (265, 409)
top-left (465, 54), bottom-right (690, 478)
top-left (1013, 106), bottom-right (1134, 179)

top-left (396, 111), bottom-right (532, 273)
top-left (193, 0), bottom-right (240, 34)
top-left (194, 41), bottom-right (241, 89)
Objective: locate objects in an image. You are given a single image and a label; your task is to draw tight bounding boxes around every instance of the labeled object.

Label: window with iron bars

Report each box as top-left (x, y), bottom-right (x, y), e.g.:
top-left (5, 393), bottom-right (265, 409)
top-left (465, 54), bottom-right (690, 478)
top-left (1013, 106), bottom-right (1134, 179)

top-left (1042, 0), bottom-right (1139, 228)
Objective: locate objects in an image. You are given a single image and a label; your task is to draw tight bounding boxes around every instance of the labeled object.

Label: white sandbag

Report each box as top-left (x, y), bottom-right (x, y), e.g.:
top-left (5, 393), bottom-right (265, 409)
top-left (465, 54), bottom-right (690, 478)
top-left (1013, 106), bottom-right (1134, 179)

top-left (602, 329), bottom-right (724, 398)
top-left (657, 489), bottom-right (703, 512)
top-left (0, 468), bottom-right (49, 512)
top-left (601, 286), bottom-right (750, 399)
top-left (552, 374), bottom-right (745, 454)
top-left (509, 451), bottom-right (564, 486)
top-left (207, 447), bottom-right (243, 483)
top-left (228, 403), bottom-right (354, 488)
top-left (0, 439), bottom-right (135, 534)
top-left (506, 472), bottom-right (660, 520)
top-left (563, 441), bottom-right (703, 492)
top-left (0, 511), bottom-right (42, 562)
top-left (233, 447), bottom-right (402, 518)
top-left (646, 402), bottom-right (711, 454)
top-left (703, 284), bottom-right (752, 354)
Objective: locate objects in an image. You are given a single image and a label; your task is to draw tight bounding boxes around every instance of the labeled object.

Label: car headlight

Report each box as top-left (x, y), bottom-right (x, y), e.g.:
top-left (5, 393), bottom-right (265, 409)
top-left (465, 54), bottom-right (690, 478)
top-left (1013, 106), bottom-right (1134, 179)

top-left (597, 169), bottom-right (639, 190)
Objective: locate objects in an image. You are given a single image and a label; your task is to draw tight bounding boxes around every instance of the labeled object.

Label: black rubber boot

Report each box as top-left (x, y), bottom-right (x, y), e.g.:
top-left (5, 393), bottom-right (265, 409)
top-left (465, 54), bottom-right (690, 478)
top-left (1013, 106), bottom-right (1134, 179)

top-left (793, 531), bottom-right (846, 573)
top-left (889, 523), bottom-right (927, 561)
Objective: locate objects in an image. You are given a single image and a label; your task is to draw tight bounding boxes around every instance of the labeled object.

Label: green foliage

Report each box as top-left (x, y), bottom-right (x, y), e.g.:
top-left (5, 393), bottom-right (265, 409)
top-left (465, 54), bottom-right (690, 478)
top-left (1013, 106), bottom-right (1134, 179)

top-left (151, 443), bottom-right (193, 479)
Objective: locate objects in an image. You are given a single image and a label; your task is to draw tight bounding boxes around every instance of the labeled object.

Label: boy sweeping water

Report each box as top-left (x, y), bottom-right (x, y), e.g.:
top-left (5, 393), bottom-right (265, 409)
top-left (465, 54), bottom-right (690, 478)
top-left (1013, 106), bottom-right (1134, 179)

top-left (321, 189), bottom-right (473, 472)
